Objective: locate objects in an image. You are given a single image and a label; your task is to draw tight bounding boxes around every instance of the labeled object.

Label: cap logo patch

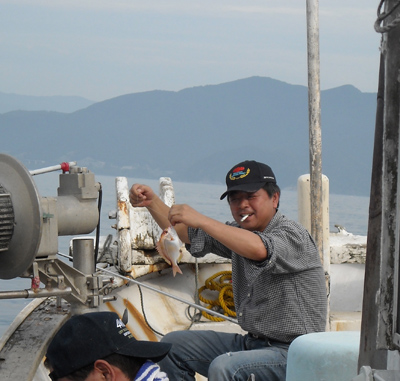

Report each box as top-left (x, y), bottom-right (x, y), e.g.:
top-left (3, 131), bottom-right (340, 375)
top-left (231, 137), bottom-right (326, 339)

top-left (229, 167), bottom-right (250, 181)
top-left (115, 319), bottom-right (133, 339)
top-left (116, 318), bottom-right (134, 339)
top-left (116, 318), bottom-right (125, 329)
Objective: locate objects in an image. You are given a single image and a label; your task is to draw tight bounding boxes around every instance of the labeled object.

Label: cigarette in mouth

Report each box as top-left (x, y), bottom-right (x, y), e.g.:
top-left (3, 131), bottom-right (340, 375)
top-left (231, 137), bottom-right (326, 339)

top-left (241, 214), bottom-right (250, 222)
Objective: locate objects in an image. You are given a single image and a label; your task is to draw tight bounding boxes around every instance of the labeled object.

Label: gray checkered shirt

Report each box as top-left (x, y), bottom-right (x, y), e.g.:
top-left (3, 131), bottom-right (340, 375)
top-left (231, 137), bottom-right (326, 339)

top-left (187, 211), bottom-right (327, 343)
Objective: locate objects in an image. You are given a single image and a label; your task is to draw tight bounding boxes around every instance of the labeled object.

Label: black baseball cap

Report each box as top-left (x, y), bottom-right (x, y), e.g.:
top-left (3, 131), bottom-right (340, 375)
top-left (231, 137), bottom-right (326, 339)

top-left (220, 160), bottom-right (276, 200)
top-left (45, 311), bottom-right (171, 379)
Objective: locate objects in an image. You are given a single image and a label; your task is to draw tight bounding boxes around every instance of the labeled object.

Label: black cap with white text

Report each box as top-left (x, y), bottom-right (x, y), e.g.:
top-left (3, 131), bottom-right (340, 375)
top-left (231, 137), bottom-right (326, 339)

top-left (220, 160), bottom-right (276, 200)
top-left (46, 312), bottom-right (171, 379)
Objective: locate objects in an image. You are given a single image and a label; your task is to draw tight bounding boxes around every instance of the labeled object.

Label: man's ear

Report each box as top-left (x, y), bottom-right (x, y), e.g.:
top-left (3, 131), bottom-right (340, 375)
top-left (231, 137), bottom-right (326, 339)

top-left (93, 359), bottom-right (130, 381)
top-left (272, 192), bottom-right (280, 208)
top-left (93, 359), bottom-right (114, 380)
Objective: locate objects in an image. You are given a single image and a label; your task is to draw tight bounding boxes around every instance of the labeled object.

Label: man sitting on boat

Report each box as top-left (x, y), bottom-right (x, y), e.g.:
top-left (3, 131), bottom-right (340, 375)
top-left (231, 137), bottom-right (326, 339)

top-left (45, 311), bottom-right (171, 381)
top-left (129, 160), bottom-right (327, 381)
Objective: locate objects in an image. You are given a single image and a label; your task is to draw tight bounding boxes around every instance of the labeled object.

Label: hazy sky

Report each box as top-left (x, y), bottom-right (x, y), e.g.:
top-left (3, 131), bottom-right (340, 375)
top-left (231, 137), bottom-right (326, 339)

top-left (1, 0), bottom-right (381, 101)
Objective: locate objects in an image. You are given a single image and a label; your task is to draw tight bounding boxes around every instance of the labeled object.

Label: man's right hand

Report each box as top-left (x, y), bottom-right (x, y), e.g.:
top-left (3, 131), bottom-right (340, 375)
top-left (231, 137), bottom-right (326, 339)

top-left (129, 184), bottom-right (155, 208)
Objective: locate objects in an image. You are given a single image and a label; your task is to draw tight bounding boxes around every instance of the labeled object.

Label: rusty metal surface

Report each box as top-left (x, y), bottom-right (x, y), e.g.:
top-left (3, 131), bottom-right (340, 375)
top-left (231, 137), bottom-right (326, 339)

top-left (0, 297), bottom-right (70, 380)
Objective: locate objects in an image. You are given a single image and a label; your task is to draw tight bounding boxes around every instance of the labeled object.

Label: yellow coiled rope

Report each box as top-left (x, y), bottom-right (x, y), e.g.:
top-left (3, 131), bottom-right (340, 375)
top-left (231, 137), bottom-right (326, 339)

top-left (198, 271), bottom-right (236, 321)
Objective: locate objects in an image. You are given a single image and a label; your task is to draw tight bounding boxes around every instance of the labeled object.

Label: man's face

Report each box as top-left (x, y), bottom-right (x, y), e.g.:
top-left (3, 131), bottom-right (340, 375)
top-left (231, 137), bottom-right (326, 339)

top-left (228, 188), bottom-right (279, 232)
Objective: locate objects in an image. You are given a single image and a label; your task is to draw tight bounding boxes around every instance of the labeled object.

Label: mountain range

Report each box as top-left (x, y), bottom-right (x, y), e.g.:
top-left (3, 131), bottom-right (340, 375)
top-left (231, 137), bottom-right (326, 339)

top-left (0, 76), bottom-right (377, 196)
top-left (0, 91), bottom-right (94, 113)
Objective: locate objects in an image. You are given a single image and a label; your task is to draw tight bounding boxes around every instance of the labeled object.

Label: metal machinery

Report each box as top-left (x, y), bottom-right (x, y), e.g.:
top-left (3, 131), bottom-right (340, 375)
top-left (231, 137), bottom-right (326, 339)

top-left (0, 153), bottom-right (115, 310)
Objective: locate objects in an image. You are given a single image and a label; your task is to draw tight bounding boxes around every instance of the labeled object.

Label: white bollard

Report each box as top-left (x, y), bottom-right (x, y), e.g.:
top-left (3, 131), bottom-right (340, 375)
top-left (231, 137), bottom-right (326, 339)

top-left (297, 174), bottom-right (330, 272)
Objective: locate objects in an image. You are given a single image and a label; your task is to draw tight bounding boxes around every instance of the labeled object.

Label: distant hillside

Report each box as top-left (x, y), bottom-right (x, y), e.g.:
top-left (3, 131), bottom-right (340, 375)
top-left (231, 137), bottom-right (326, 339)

top-left (0, 77), bottom-right (377, 196)
top-left (0, 91), bottom-right (94, 113)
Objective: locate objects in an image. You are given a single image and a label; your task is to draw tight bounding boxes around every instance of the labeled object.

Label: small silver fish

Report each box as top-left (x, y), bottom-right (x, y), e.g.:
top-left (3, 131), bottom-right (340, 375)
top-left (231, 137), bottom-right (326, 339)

top-left (156, 226), bottom-right (184, 276)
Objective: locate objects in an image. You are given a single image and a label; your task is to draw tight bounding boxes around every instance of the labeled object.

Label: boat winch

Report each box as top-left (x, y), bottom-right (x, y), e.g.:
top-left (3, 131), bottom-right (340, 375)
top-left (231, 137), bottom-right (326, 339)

top-left (0, 183), bottom-right (15, 253)
top-left (0, 153), bottom-right (114, 309)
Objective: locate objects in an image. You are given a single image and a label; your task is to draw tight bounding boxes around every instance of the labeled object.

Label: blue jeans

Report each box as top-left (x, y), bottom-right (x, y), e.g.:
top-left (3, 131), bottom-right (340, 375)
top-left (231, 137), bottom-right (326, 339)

top-left (158, 330), bottom-right (289, 381)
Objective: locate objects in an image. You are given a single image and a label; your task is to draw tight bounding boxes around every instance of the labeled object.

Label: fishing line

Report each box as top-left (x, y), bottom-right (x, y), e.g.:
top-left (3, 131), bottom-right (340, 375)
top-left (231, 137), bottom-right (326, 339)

top-left (136, 282), bottom-right (165, 337)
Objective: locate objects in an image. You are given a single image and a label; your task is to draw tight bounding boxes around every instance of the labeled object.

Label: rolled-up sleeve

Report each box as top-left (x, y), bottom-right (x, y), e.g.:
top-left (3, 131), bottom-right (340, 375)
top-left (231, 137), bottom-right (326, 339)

top-left (187, 225), bottom-right (233, 259)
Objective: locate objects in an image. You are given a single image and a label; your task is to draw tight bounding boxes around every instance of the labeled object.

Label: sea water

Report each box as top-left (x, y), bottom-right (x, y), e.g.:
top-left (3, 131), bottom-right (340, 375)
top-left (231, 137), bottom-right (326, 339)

top-left (0, 173), bottom-right (370, 337)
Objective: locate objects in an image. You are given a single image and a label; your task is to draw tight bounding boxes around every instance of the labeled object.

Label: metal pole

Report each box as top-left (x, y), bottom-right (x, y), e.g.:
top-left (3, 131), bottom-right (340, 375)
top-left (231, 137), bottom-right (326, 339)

top-left (72, 238), bottom-right (95, 275)
top-left (0, 287), bottom-right (72, 299)
top-left (29, 161), bottom-right (76, 176)
top-left (306, 0), bottom-right (323, 261)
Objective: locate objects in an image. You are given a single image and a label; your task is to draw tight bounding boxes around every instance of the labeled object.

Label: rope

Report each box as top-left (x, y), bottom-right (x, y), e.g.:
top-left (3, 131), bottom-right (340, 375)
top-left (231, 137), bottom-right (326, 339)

top-left (198, 271), bottom-right (236, 321)
top-left (375, 0), bottom-right (400, 33)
